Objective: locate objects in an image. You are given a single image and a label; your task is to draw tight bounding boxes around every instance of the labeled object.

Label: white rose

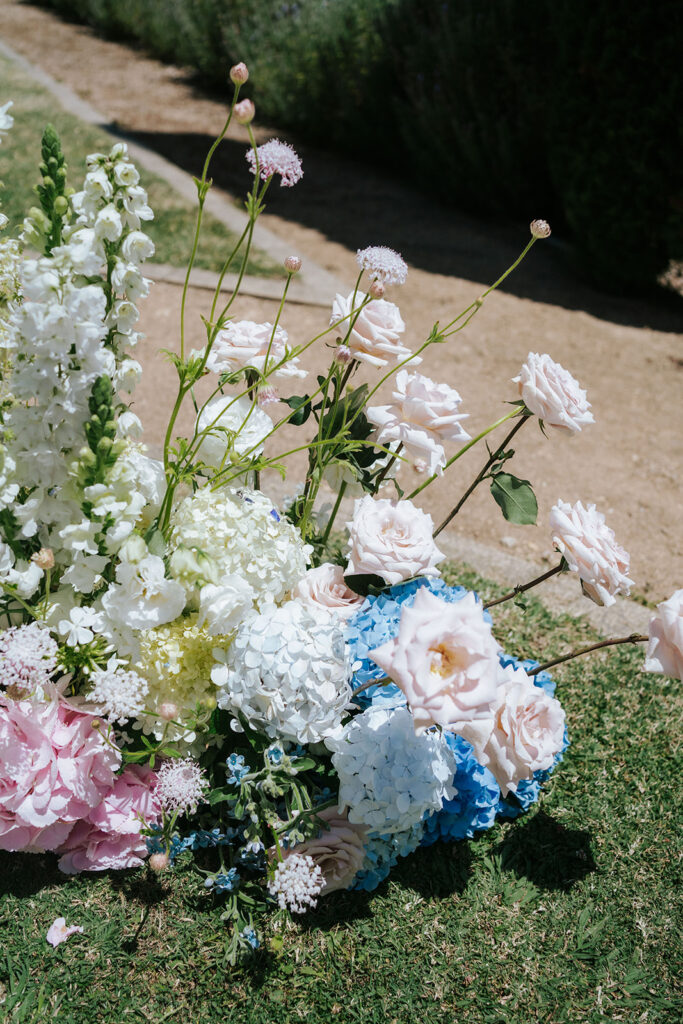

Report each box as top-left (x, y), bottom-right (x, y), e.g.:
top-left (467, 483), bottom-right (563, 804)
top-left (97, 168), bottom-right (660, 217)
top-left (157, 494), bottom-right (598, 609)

top-left (644, 589), bottom-right (683, 682)
top-left (550, 499), bottom-right (633, 606)
top-left (291, 563), bottom-right (364, 621)
top-left (513, 352), bottom-right (594, 433)
top-left (206, 320), bottom-right (306, 379)
top-left (330, 291), bottom-right (418, 368)
top-left (101, 554), bottom-right (186, 630)
top-left (196, 395), bottom-right (272, 470)
top-left (367, 370), bottom-right (470, 475)
top-left (345, 495), bottom-right (444, 585)
top-left (197, 578), bottom-right (256, 635)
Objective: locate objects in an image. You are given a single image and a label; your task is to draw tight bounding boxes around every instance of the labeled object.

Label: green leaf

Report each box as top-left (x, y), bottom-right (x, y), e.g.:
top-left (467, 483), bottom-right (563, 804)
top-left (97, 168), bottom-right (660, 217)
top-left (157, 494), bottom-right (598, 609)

top-left (490, 472), bottom-right (538, 524)
top-left (282, 394), bottom-right (311, 425)
top-left (344, 572), bottom-right (386, 597)
top-left (146, 530), bottom-right (167, 558)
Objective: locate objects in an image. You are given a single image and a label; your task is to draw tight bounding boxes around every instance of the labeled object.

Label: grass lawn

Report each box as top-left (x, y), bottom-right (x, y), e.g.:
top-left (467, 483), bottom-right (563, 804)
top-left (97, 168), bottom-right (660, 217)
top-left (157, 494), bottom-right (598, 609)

top-left (0, 54), bottom-right (278, 277)
top-left (0, 563), bottom-right (680, 1023)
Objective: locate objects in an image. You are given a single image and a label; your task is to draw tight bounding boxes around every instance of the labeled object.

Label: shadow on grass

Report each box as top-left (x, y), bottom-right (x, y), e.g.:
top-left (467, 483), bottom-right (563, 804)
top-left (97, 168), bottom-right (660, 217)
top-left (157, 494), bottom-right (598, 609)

top-left (494, 810), bottom-right (597, 891)
top-left (0, 850), bottom-right (69, 898)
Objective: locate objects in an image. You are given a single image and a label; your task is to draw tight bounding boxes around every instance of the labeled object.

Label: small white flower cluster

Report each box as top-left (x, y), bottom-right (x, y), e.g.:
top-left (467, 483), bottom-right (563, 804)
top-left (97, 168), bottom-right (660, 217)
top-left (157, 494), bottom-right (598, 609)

top-left (356, 245), bottom-right (408, 286)
top-left (0, 621), bottom-right (58, 698)
top-left (325, 706), bottom-right (458, 834)
top-left (155, 757), bottom-right (208, 815)
top-left (87, 659), bottom-right (149, 725)
top-left (213, 600), bottom-right (352, 744)
top-left (267, 853), bottom-right (324, 913)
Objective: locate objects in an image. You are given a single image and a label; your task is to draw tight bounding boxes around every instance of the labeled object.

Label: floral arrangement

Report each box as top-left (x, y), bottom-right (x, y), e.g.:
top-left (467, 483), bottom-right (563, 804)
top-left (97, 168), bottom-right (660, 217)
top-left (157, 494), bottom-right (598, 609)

top-left (0, 74), bottom-right (680, 961)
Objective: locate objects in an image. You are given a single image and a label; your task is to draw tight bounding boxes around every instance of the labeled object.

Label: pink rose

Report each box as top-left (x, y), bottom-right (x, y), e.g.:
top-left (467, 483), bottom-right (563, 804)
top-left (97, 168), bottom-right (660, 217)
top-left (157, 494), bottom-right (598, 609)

top-left (205, 319), bottom-right (305, 379)
top-left (367, 370), bottom-right (470, 475)
top-left (644, 589), bottom-right (683, 681)
top-left (292, 563), bottom-right (364, 621)
top-left (57, 765), bottom-right (160, 874)
top-left (330, 291), bottom-right (418, 368)
top-left (513, 352), bottom-right (594, 433)
top-left (272, 807), bottom-right (367, 895)
top-left (458, 664), bottom-right (566, 796)
top-left (370, 589), bottom-right (500, 732)
top-left (0, 687), bottom-right (121, 853)
top-left (550, 499), bottom-right (633, 606)
top-left (346, 496), bottom-right (444, 586)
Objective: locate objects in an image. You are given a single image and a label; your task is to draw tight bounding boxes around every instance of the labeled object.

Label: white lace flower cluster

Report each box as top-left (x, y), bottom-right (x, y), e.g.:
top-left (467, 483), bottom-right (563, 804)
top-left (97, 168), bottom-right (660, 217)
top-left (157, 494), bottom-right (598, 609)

top-left (0, 621), bottom-right (58, 698)
top-left (169, 485), bottom-right (311, 609)
top-left (156, 757), bottom-right (208, 815)
top-left (212, 600), bottom-right (352, 744)
top-left (267, 853), bottom-right (324, 913)
top-left (87, 659), bottom-right (150, 725)
top-left (325, 706), bottom-right (458, 834)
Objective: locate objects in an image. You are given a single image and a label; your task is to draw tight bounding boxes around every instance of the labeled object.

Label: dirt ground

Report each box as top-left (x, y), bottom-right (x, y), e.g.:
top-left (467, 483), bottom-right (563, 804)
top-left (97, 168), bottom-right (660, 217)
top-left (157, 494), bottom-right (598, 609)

top-left (0, 1), bottom-right (681, 602)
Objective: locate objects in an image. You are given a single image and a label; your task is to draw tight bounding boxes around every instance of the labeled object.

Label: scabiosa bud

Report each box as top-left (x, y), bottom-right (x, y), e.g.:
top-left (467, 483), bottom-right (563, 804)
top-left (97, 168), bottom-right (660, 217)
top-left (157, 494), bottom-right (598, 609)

top-left (369, 279), bottom-right (385, 299)
top-left (230, 62), bottom-right (249, 85)
top-left (530, 219), bottom-right (551, 239)
top-left (234, 99), bottom-right (255, 125)
top-left (258, 386), bottom-right (280, 407)
top-left (158, 701), bottom-right (179, 722)
top-left (284, 255), bottom-right (302, 274)
top-left (334, 344), bottom-right (353, 365)
top-left (31, 547), bottom-right (54, 570)
top-left (149, 852), bottom-right (170, 872)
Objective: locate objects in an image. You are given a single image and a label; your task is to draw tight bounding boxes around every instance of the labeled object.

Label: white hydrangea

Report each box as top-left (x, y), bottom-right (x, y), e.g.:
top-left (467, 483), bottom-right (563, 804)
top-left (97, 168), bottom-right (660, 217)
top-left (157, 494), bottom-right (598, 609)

top-left (87, 659), bottom-right (149, 725)
top-left (267, 853), bottom-right (324, 914)
top-left (212, 600), bottom-right (352, 744)
top-left (168, 486), bottom-right (311, 608)
top-left (325, 706), bottom-right (457, 834)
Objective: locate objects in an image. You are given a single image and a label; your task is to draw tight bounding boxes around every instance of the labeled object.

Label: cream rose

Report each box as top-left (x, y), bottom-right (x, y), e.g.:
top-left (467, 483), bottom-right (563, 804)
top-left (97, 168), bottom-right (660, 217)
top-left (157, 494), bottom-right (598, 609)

top-left (369, 588), bottom-right (500, 732)
top-left (550, 499), bottom-right (633, 606)
top-left (330, 291), bottom-right (418, 368)
top-left (644, 589), bottom-right (683, 681)
top-left (459, 664), bottom-right (566, 796)
top-left (272, 807), bottom-right (367, 894)
top-left (367, 370), bottom-right (470, 475)
top-left (292, 563), bottom-right (364, 621)
top-left (513, 352), bottom-right (594, 433)
top-left (205, 320), bottom-right (305, 379)
top-left (345, 496), bottom-right (444, 585)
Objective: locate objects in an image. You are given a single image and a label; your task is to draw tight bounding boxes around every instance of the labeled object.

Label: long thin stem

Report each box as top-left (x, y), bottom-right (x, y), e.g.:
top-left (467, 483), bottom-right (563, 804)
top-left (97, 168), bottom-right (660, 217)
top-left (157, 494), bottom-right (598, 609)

top-left (373, 442), bottom-right (402, 493)
top-left (484, 562), bottom-right (564, 609)
top-left (433, 414), bottom-right (528, 538)
top-left (320, 479), bottom-right (347, 546)
top-left (529, 634), bottom-right (648, 675)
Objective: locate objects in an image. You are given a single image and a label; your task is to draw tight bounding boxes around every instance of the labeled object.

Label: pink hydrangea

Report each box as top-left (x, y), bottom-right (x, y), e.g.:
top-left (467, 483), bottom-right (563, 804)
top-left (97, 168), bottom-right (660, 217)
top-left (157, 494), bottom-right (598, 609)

top-left (57, 765), bottom-right (160, 874)
top-left (0, 688), bottom-right (121, 853)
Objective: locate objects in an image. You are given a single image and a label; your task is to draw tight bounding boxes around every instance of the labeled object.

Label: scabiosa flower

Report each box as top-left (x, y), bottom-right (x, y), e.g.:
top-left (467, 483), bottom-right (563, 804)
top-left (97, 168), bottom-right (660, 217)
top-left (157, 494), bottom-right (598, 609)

top-left (530, 219), bottom-right (551, 239)
top-left (0, 622), bottom-right (58, 699)
top-left (212, 601), bottom-right (352, 745)
top-left (268, 853), bottom-right (324, 913)
top-left (272, 808), bottom-right (367, 895)
top-left (258, 386), bottom-right (280, 407)
top-left (356, 246), bottom-right (408, 286)
top-left (87, 661), bottom-right (149, 725)
top-left (325, 705), bottom-right (457, 834)
top-left (549, 499), bottom-right (633, 606)
top-left (155, 758), bottom-right (208, 816)
top-left (246, 139), bottom-right (303, 187)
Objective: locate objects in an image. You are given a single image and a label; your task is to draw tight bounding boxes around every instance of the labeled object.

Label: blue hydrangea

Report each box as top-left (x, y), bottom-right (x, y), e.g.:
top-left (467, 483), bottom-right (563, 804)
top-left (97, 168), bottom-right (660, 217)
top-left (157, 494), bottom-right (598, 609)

top-left (345, 578), bottom-right (481, 708)
top-left (498, 652), bottom-right (556, 697)
top-left (422, 733), bottom-right (500, 845)
top-left (351, 822), bottom-right (424, 892)
top-left (226, 753), bottom-right (251, 784)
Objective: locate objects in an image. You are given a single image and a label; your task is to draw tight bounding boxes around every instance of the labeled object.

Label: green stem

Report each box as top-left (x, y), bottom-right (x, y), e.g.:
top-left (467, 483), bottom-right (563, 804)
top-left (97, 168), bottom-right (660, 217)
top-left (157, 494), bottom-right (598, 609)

top-left (320, 479), bottom-right (347, 546)
top-left (0, 583), bottom-right (38, 621)
top-left (529, 634), bottom-right (648, 675)
top-left (373, 442), bottom-right (402, 493)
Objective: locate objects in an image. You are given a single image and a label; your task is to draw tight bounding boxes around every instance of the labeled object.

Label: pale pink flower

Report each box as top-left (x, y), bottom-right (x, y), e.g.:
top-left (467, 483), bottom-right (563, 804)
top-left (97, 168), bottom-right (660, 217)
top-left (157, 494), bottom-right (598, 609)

top-left (0, 687), bottom-right (121, 853)
top-left (46, 918), bottom-right (84, 947)
top-left (292, 563), bottom-right (365, 621)
top-left (284, 255), bottom-right (302, 273)
top-left (57, 765), bottom-right (160, 874)
top-left (272, 807), bottom-right (367, 895)
top-left (330, 291), bottom-right (418, 369)
top-left (246, 139), bottom-right (303, 187)
top-left (258, 386), bottom-right (280, 407)
top-left (530, 219), bottom-right (551, 239)
top-left (367, 370), bottom-right (470, 475)
top-left (346, 496), bottom-right (444, 585)
top-left (230, 62), bottom-right (249, 85)
top-left (234, 99), bottom-right (255, 125)
top-left (356, 246), bottom-right (408, 286)
top-left (550, 499), bottom-right (633, 606)
top-left (644, 589), bottom-right (683, 681)
top-left (206, 320), bottom-right (305, 379)
top-left (458, 663), bottom-right (566, 796)
top-left (370, 588), bottom-right (500, 733)
top-left (155, 758), bottom-right (208, 815)
top-left (513, 352), bottom-right (593, 433)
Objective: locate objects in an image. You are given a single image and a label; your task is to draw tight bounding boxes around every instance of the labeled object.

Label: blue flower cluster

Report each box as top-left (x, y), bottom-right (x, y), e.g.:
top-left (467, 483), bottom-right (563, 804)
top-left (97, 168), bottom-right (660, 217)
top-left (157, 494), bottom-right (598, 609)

top-left (226, 753), bottom-right (251, 784)
top-left (351, 822), bottom-right (424, 892)
top-left (204, 867), bottom-right (240, 893)
top-left (422, 733), bottom-right (500, 845)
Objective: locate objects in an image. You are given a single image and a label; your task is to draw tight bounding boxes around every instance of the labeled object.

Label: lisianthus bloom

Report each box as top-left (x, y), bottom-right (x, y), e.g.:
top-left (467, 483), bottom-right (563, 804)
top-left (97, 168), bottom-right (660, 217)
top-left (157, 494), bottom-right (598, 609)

top-left (271, 807), bottom-right (367, 895)
top-left (101, 554), bottom-right (186, 630)
top-left (367, 370), bottom-right (470, 475)
top-left (205, 320), bottom-right (305, 379)
top-left (369, 588), bottom-right (500, 732)
top-left (345, 495), bottom-right (444, 586)
top-left (644, 589), bottom-right (683, 681)
top-left (549, 499), bottom-right (633, 606)
top-left (330, 291), bottom-right (417, 368)
top-left (513, 352), bottom-right (593, 433)
top-left (291, 563), bottom-right (365, 621)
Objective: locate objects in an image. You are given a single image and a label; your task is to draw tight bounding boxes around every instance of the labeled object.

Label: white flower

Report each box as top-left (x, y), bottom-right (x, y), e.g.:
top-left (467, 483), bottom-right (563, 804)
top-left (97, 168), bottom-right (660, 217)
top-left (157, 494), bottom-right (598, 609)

top-left (0, 100), bottom-right (14, 138)
top-left (346, 495), bottom-right (444, 585)
top-left (61, 554), bottom-right (109, 594)
top-left (156, 758), bottom-right (208, 815)
top-left (325, 706), bottom-right (457, 834)
top-left (0, 622), bottom-right (58, 699)
top-left (121, 230), bottom-right (155, 264)
top-left (58, 605), bottom-right (102, 647)
top-left (197, 578), bottom-right (256, 635)
top-left (291, 563), bottom-right (364, 621)
top-left (206, 320), bottom-right (306, 379)
top-left (550, 499), bottom-right (633, 606)
top-left (88, 659), bottom-right (149, 724)
top-left (117, 410), bottom-right (143, 438)
top-left (330, 291), bottom-right (418, 368)
top-left (101, 555), bottom-right (186, 630)
top-left (356, 246), bottom-right (408, 286)
top-left (644, 589), bottom-right (683, 682)
top-left (367, 370), bottom-right (470, 475)
top-left (195, 394), bottom-right (272, 470)
top-left (94, 204), bottom-right (123, 242)
top-left (46, 918), bottom-right (83, 947)
top-left (513, 353), bottom-right (594, 433)
top-left (212, 600), bottom-right (352, 744)
top-left (267, 853), bottom-right (324, 913)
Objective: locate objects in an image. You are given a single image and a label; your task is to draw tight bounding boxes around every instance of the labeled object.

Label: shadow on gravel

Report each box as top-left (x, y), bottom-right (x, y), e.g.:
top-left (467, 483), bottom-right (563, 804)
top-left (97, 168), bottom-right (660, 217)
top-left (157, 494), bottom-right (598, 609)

top-left (115, 124), bottom-right (682, 334)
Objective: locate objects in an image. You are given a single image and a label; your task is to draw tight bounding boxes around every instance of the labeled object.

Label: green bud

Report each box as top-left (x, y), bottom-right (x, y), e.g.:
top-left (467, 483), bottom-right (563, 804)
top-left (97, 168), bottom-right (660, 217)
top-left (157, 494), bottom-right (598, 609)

top-left (42, 176), bottom-right (55, 190)
top-left (96, 436), bottom-right (113, 455)
top-left (53, 196), bottom-right (68, 215)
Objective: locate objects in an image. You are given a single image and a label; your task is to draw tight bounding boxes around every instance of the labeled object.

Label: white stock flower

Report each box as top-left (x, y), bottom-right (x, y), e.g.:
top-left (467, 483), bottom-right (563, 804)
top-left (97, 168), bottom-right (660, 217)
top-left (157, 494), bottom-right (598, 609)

top-left (195, 395), bottom-right (272, 470)
top-left (367, 370), bottom-right (470, 475)
top-left (513, 353), bottom-right (594, 433)
top-left (325, 705), bottom-right (457, 834)
top-left (550, 499), bottom-right (633, 606)
top-left (212, 600), bottom-right (352, 744)
top-left (330, 291), bottom-right (417, 368)
top-left (197, 578), bottom-right (256, 635)
top-left (644, 590), bottom-right (683, 682)
top-left (101, 555), bottom-right (186, 630)
top-left (206, 320), bottom-right (306, 379)
top-left (346, 495), bottom-right (444, 585)
top-left (121, 231), bottom-right (155, 264)
top-left (94, 204), bottom-right (123, 242)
